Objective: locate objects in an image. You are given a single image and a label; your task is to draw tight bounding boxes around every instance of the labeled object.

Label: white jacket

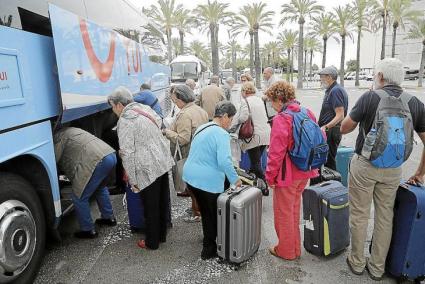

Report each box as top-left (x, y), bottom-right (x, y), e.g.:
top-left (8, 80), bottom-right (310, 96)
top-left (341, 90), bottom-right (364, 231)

top-left (230, 95), bottom-right (271, 152)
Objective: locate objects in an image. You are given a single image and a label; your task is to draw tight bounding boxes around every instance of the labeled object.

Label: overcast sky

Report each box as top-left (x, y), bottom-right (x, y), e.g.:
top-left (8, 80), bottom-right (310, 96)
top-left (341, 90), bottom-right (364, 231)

top-left (129, 0), bottom-right (357, 68)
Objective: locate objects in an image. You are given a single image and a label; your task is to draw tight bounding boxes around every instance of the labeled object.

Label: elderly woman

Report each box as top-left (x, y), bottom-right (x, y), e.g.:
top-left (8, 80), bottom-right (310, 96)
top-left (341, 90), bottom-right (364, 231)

top-left (108, 86), bottom-right (174, 250)
top-left (183, 101), bottom-right (242, 260)
top-left (265, 81), bottom-right (319, 260)
top-left (230, 81), bottom-right (270, 180)
top-left (164, 84), bottom-right (209, 221)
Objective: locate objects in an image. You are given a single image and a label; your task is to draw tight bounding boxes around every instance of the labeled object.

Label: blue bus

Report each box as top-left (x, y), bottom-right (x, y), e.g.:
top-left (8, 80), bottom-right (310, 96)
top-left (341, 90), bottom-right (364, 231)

top-left (0, 1), bottom-right (170, 282)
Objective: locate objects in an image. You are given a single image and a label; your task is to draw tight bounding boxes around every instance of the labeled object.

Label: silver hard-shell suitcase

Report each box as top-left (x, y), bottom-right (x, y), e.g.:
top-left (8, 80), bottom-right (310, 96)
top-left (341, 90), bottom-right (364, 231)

top-left (217, 185), bottom-right (262, 264)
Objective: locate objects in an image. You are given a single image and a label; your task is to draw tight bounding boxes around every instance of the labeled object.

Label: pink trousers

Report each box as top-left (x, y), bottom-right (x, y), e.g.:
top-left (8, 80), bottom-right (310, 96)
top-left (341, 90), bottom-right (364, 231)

top-left (273, 179), bottom-right (308, 260)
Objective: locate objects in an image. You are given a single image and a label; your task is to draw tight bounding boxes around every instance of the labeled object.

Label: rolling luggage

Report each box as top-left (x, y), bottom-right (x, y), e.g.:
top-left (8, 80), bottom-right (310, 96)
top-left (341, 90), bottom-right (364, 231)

top-left (217, 185), bottom-right (262, 264)
top-left (336, 146), bottom-right (354, 186)
top-left (386, 182), bottom-right (425, 281)
top-left (124, 185), bottom-right (145, 232)
top-left (310, 166), bottom-right (342, 185)
top-left (303, 180), bottom-right (349, 256)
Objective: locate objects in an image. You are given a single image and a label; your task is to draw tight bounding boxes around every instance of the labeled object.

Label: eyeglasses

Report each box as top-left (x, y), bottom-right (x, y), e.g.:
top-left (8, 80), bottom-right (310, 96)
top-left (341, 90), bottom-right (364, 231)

top-left (241, 80), bottom-right (247, 83)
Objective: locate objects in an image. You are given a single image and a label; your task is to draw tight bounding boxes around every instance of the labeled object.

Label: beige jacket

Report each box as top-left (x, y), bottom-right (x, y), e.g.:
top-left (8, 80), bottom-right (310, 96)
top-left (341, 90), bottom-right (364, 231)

top-left (196, 85), bottom-right (225, 120)
top-left (164, 102), bottom-right (209, 159)
top-left (54, 127), bottom-right (115, 197)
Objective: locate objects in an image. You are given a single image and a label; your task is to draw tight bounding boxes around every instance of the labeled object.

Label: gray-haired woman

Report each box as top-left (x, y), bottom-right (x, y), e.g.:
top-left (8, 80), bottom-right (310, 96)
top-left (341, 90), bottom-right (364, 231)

top-left (163, 85), bottom-right (209, 221)
top-left (108, 86), bottom-right (174, 250)
top-left (183, 101), bottom-right (242, 259)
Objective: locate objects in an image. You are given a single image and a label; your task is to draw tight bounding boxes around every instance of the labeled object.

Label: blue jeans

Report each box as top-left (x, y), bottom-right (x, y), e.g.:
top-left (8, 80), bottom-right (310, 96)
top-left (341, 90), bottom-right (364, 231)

top-left (72, 153), bottom-right (116, 231)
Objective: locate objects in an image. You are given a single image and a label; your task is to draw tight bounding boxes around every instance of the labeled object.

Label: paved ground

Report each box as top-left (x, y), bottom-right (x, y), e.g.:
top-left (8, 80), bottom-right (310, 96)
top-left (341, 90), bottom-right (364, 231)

top-left (35, 84), bottom-right (425, 284)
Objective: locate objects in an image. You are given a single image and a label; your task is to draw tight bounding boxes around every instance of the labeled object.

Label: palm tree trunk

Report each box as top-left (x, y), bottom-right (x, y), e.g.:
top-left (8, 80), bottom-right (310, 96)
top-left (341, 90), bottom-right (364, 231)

top-left (249, 32), bottom-right (254, 75)
top-left (297, 23), bottom-right (304, 89)
top-left (304, 49), bottom-right (307, 78)
top-left (381, 12), bottom-right (387, 60)
top-left (309, 50), bottom-right (313, 81)
top-left (166, 28), bottom-right (172, 62)
top-left (287, 49), bottom-right (291, 81)
top-left (419, 42), bottom-right (425, 87)
top-left (179, 30), bottom-right (184, 55)
top-left (355, 26), bottom-right (361, 87)
top-left (322, 37), bottom-right (327, 68)
top-left (254, 29), bottom-right (261, 88)
top-left (210, 23), bottom-right (219, 75)
top-left (291, 47), bottom-right (295, 82)
top-left (267, 54), bottom-right (271, 66)
top-left (392, 25), bottom-right (397, 58)
top-left (232, 49), bottom-right (237, 81)
top-left (340, 35), bottom-right (346, 87)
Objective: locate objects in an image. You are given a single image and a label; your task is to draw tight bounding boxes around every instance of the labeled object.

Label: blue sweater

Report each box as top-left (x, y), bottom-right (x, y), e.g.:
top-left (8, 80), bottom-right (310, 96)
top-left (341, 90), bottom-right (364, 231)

top-left (183, 122), bottom-right (239, 193)
top-left (134, 90), bottom-right (163, 117)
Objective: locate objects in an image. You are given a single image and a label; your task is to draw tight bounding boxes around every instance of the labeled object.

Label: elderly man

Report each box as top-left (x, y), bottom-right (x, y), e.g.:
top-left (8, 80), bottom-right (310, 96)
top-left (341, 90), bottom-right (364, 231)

top-left (196, 75), bottom-right (225, 120)
top-left (108, 87), bottom-right (174, 250)
top-left (222, 77), bottom-right (236, 101)
top-left (341, 58), bottom-right (425, 281)
top-left (54, 127), bottom-right (117, 239)
top-left (263, 67), bottom-right (278, 91)
top-left (318, 66), bottom-right (349, 171)
top-left (134, 83), bottom-right (163, 117)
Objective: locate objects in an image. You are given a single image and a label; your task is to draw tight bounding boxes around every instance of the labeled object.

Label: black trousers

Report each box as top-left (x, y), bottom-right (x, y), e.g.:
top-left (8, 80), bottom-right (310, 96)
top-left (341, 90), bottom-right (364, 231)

top-left (325, 126), bottom-right (342, 171)
top-left (247, 145), bottom-right (266, 179)
top-left (140, 173), bottom-right (169, 250)
top-left (188, 184), bottom-right (220, 255)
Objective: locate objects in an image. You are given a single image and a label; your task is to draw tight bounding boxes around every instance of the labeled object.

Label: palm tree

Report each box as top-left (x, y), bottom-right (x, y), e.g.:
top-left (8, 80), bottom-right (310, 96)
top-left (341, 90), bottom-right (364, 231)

top-left (311, 13), bottom-right (335, 69)
top-left (171, 37), bottom-right (180, 58)
top-left (281, 0), bottom-right (323, 89)
top-left (305, 37), bottom-right (321, 80)
top-left (143, 0), bottom-right (183, 63)
top-left (373, 0), bottom-right (390, 59)
top-left (279, 29), bottom-right (298, 81)
top-left (234, 3), bottom-right (274, 87)
top-left (405, 18), bottom-right (425, 87)
top-left (174, 9), bottom-right (196, 55)
top-left (232, 12), bottom-right (255, 76)
top-left (352, 0), bottom-right (370, 87)
top-left (194, 0), bottom-right (233, 75)
top-left (389, 0), bottom-right (421, 58)
top-left (224, 35), bottom-right (242, 80)
top-left (188, 40), bottom-right (211, 66)
top-left (332, 5), bottom-right (356, 87)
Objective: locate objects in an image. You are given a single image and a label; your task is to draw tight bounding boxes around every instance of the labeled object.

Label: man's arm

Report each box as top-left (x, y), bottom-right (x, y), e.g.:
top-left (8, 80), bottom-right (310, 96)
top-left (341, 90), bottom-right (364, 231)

top-left (408, 132), bottom-right (425, 185)
top-left (340, 115), bottom-right (358, 135)
top-left (321, 107), bottom-right (344, 130)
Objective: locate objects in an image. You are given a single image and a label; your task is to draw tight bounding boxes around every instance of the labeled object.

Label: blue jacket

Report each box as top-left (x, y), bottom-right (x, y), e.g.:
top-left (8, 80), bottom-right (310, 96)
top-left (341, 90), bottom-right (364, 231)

top-left (134, 90), bottom-right (163, 117)
top-left (183, 122), bottom-right (239, 193)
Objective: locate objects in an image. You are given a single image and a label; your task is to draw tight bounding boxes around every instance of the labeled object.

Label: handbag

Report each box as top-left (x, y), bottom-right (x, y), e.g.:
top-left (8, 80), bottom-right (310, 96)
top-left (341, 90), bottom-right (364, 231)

top-left (238, 98), bottom-right (254, 140)
top-left (172, 141), bottom-right (187, 193)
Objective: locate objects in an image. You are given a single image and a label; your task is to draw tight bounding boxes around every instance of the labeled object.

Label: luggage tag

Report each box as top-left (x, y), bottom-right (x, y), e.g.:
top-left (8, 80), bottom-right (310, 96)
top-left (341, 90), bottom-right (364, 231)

top-left (305, 215), bottom-right (314, 231)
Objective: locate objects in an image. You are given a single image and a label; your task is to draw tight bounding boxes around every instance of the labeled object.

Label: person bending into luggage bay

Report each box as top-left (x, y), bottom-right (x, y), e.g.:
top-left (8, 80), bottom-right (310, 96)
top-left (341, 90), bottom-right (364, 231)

top-left (340, 58), bottom-right (425, 281)
top-left (264, 81), bottom-right (319, 260)
top-left (318, 66), bottom-right (349, 170)
top-left (54, 127), bottom-right (117, 239)
top-left (182, 101), bottom-right (242, 260)
top-left (108, 87), bottom-right (174, 250)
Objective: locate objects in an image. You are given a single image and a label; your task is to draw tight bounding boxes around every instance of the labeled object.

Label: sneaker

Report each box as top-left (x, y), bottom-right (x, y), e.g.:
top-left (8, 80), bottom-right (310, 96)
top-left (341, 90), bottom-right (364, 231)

top-left (346, 258), bottom-right (364, 276)
top-left (95, 217), bottom-right (117, 226)
top-left (366, 265), bottom-right (383, 281)
top-left (183, 215), bottom-right (201, 223)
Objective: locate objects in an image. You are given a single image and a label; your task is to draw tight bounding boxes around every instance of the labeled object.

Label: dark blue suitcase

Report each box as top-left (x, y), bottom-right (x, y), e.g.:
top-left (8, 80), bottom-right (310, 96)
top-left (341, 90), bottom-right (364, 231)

top-left (386, 182), bottom-right (425, 281)
top-left (125, 185), bottom-right (145, 232)
top-left (303, 180), bottom-right (350, 256)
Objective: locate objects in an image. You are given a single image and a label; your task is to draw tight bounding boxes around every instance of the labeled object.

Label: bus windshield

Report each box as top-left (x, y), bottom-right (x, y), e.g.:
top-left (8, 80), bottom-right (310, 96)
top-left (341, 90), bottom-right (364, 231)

top-left (171, 62), bottom-right (198, 82)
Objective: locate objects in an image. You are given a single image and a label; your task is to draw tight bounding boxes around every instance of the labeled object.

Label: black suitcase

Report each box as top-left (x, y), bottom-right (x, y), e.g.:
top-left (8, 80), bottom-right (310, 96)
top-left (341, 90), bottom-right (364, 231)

top-left (310, 166), bottom-right (342, 185)
top-left (303, 180), bottom-right (349, 256)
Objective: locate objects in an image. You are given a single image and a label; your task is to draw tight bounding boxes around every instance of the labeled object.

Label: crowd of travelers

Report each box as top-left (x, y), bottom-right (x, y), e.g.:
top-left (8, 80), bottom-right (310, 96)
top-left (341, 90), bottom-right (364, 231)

top-left (53, 57), bottom-right (425, 281)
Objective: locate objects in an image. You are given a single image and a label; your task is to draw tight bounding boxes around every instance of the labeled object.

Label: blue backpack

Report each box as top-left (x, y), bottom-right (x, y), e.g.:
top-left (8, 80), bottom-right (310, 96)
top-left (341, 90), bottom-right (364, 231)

top-left (284, 106), bottom-right (329, 171)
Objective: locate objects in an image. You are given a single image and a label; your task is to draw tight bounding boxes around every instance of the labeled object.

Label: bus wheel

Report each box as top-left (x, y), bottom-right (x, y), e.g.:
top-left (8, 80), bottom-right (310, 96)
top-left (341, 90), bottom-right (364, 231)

top-left (0, 172), bottom-right (46, 283)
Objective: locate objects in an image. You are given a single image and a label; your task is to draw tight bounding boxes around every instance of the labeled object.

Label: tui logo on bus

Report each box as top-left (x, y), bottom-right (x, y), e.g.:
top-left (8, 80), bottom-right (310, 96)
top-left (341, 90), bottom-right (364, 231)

top-left (0, 71), bottom-right (7, 81)
top-left (79, 19), bottom-right (143, 83)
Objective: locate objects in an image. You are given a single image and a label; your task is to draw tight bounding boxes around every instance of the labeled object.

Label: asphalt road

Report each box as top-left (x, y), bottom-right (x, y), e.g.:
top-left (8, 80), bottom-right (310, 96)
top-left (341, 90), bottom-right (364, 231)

top-left (35, 84), bottom-right (425, 284)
